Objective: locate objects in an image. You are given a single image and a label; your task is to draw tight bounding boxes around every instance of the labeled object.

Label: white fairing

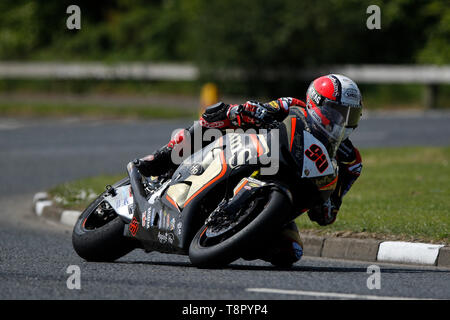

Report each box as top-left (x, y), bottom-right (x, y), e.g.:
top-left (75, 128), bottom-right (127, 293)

top-left (301, 130), bottom-right (335, 178)
top-left (104, 185), bottom-right (134, 221)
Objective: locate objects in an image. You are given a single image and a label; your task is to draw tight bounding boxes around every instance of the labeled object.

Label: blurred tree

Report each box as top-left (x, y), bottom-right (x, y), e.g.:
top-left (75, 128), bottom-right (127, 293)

top-left (416, 0), bottom-right (450, 65)
top-left (0, 0), bottom-right (39, 59)
top-left (0, 0), bottom-right (447, 77)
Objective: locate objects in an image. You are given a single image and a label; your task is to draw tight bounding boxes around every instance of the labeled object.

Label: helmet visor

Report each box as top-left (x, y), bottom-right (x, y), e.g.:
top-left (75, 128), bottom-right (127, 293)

top-left (323, 100), bottom-right (362, 128)
top-left (308, 103), bottom-right (346, 157)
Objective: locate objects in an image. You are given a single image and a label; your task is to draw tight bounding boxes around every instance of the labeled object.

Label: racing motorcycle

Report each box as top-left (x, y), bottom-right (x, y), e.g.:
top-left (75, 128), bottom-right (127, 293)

top-left (72, 105), bottom-right (345, 268)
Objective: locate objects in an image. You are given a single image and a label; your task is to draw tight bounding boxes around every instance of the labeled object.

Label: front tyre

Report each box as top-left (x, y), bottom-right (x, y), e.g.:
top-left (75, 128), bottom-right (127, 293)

top-left (72, 179), bottom-right (137, 262)
top-left (189, 188), bottom-right (292, 268)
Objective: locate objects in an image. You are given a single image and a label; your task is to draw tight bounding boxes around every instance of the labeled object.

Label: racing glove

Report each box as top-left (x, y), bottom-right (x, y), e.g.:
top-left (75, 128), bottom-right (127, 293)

top-left (227, 101), bottom-right (281, 127)
top-left (200, 102), bottom-right (233, 129)
top-left (200, 100), bottom-right (271, 128)
top-left (200, 98), bottom-right (296, 129)
top-left (307, 198), bottom-right (339, 226)
top-left (335, 139), bottom-right (363, 199)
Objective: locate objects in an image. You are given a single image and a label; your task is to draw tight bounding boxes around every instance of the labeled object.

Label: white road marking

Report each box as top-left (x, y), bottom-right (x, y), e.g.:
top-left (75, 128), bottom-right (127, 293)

top-left (0, 122), bottom-right (23, 130)
top-left (246, 288), bottom-right (433, 300)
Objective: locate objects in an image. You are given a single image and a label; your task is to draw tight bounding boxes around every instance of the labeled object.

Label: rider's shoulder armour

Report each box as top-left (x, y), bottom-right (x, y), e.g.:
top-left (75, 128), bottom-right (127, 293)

top-left (280, 106), bottom-right (308, 170)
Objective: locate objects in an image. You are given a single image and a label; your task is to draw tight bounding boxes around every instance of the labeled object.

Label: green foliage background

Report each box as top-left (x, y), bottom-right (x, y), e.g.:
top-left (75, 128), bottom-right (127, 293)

top-left (0, 0), bottom-right (448, 97)
top-left (1, 0), bottom-right (448, 64)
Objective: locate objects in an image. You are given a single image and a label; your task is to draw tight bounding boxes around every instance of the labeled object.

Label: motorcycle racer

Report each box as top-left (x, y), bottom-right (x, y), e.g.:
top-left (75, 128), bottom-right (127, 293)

top-left (134, 74), bottom-right (363, 266)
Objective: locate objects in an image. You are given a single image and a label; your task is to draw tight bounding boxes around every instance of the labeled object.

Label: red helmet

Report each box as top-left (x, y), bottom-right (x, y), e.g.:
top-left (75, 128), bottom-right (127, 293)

top-left (306, 74), bottom-right (363, 139)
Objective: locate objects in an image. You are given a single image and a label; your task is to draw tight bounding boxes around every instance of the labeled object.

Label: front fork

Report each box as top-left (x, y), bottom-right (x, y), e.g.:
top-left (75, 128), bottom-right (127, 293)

top-left (126, 160), bottom-right (151, 221)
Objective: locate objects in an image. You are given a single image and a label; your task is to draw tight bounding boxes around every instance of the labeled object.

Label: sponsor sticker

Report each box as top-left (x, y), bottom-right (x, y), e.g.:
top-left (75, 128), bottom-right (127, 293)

top-left (150, 207), bottom-right (156, 226)
top-left (199, 119), bottom-right (225, 128)
top-left (141, 208), bottom-right (153, 229)
top-left (169, 218), bottom-right (176, 231)
top-left (157, 231), bottom-right (168, 244)
top-left (168, 233), bottom-right (174, 244)
top-left (269, 101), bottom-right (279, 109)
top-left (142, 210), bottom-right (146, 227)
top-left (129, 217), bottom-right (139, 237)
top-left (328, 76), bottom-right (340, 99)
top-left (189, 163), bottom-right (203, 175)
top-left (166, 214), bottom-right (170, 230)
top-left (309, 87), bottom-right (321, 104)
top-left (157, 231), bottom-right (175, 245)
top-left (342, 88), bottom-right (360, 105)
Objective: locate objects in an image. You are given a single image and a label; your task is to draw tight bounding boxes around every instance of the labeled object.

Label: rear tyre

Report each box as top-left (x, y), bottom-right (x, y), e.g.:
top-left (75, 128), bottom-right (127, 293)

top-left (72, 178), bottom-right (137, 262)
top-left (189, 189), bottom-right (292, 268)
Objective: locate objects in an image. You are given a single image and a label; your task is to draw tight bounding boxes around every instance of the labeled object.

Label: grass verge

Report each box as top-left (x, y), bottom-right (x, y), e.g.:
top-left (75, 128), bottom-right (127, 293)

top-left (48, 174), bottom-right (126, 211)
top-left (48, 146), bottom-right (450, 244)
top-left (296, 146), bottom-right (450, 244)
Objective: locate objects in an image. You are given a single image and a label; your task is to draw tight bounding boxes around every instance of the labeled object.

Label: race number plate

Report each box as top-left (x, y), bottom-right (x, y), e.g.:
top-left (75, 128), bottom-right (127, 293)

top-left (301, 130), bottom-right (334, 178)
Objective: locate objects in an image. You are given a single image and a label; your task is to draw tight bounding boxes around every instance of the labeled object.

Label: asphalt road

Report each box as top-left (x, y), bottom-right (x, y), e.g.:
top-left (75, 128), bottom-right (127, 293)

top-left (0, 112), bottom-right (449, 300)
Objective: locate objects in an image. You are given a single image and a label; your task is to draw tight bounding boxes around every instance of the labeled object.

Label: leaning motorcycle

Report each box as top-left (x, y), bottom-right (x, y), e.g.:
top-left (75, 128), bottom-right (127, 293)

top-left (72, 105), bottom-right (345, 268)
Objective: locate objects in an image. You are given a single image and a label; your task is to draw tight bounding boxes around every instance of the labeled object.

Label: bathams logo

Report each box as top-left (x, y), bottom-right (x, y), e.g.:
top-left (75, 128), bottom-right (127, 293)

top-left (158, 231), bottom-right (175, 244)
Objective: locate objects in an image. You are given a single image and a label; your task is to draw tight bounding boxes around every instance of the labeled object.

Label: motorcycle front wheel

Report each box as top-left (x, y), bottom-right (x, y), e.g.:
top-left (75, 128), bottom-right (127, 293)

top-left (188, 188), bottom-right (292, 268)
top-left (72, 178), bottom-right (137, 262)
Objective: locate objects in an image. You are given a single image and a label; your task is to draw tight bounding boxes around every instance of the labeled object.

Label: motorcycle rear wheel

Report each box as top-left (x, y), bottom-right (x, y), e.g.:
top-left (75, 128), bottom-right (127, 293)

top-left (189, 188), bottom-right (292, 268)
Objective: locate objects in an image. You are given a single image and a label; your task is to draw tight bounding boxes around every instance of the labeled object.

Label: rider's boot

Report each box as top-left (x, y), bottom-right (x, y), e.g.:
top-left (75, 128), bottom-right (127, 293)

top-left (243, 221), bottom-right (303, 267)
top-left (134, 124), bottom-right (191, 177)
top-left (262, 221), bottom-right (304, 267)
top-left (134, 122), bottom-right (209, 178)
top-left (134, 145), bottom-right (176, 177)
